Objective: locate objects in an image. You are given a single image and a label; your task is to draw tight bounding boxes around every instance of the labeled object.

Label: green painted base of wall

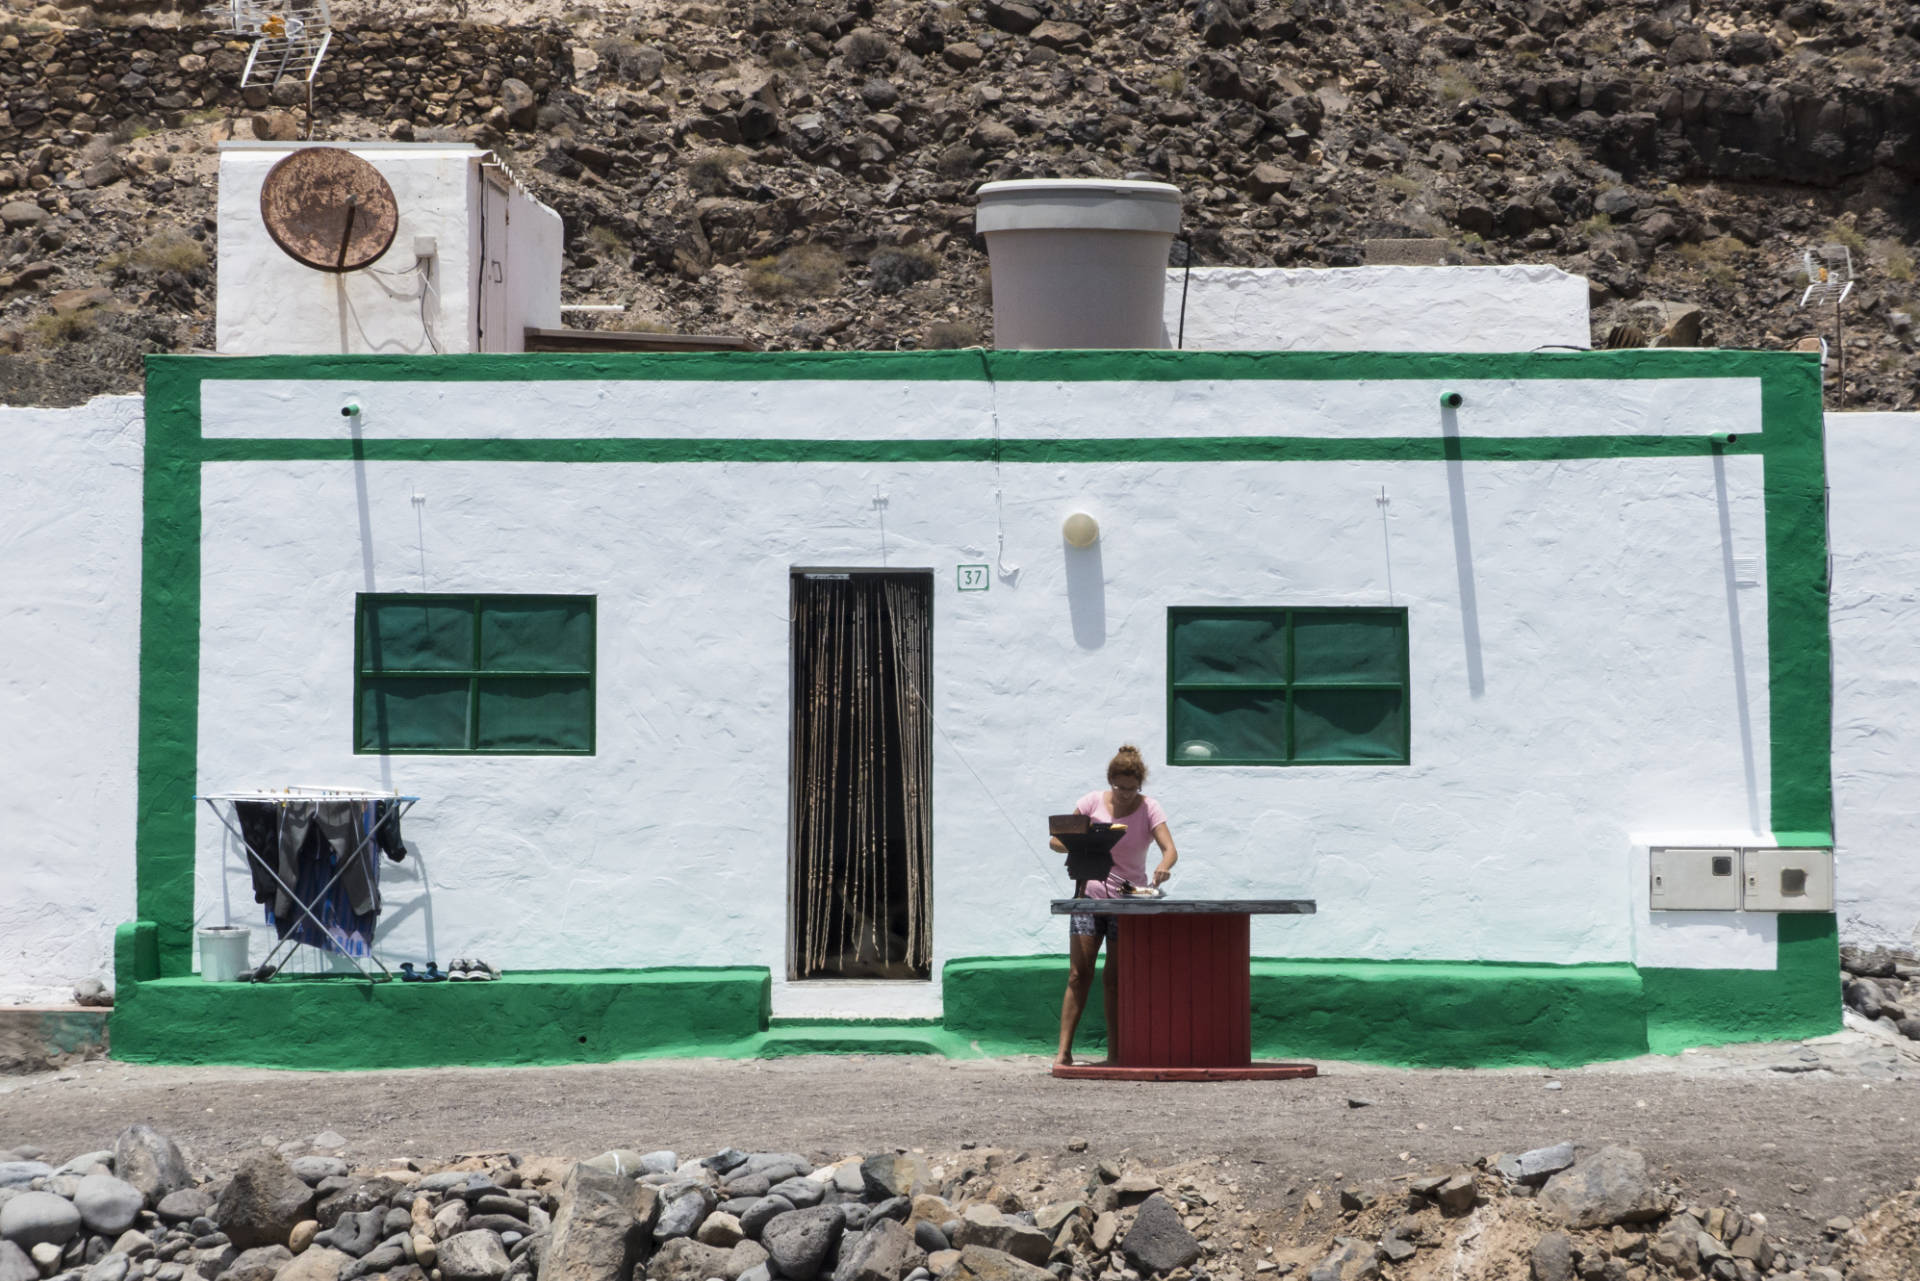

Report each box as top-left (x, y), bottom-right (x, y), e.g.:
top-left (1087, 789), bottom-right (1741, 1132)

top-left (1642, 913), bottom-right (1841, 1054)
top-left (1246, 960), bottom-right (1646, 1068)
top-left (106, 925), bottom-right (1840, 1069)
top-left (110, 967), bottom-right (772, 1069)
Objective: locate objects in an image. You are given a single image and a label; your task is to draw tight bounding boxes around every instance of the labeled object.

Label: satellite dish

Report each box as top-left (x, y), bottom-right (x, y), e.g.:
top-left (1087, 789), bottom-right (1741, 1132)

top-left (259, 148), bottom-right (399, 273)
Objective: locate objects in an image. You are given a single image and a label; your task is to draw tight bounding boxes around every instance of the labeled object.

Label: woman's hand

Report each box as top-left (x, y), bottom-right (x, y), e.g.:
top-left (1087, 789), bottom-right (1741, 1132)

top-left (1151, 860), bottom-right (1174, 886)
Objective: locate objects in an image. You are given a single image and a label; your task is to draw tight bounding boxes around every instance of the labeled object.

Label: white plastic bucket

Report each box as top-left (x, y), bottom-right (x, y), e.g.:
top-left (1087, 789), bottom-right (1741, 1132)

top-left (197, 926), bottom-right (251, 982)
top-left (975, 179), bottom-right (1183, 349)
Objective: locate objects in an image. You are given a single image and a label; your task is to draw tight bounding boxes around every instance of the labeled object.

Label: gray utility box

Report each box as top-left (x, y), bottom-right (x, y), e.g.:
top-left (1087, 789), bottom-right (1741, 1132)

top-left (1742, 848), bottom-right (1835, 912)
top-left (1650, 848), bottom-right (1742, 911)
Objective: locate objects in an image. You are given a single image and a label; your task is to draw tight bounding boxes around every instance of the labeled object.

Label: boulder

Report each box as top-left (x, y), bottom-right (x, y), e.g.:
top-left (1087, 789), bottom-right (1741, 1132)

top-left (1120, 1196), bottom-right (1200, 1275)
top-left (276, 1247), bottom-right (349, 1281)
top-left (543, 1163), bottom-right (659, 1281)
top-left (761, 1206), bottom-right (844, 1281)
top-left (75, 1176), bottom-right (145, 1235)
top-left (1305, 1237), bottom-right (1378, 1281)
top-left (1513, 1143), bottom-right (1577, 1187)
top-left (437, 1231), bottom-right (510, 1281)
top-left (217, 1245), bottom-right (290, 1281)
top-left (951, 1208), bottom-right (1048, 1266)
top-left (0, 1241), bottom-right (36, 1281)
top-left (157, 1189), bottom-right (215, 1225)
top-left (836, 1218), bottom-right (926, 1281)
top-left (697, 1213), bottom-right (744, 1248)
top-left (647, 1237), bottom-right (736, 1281)
top-left (860, 1156), bottom-right (931, 1202)
top-left (653, 1183), bottom-right (716, 1243)
top-left (213, 1154), bottom-right (316, 1250)
top-left (739, 1196), bottom-right (794, 1241)
top-left (0, 1192), bottom-right (83, 1249)
top-left (113, 1127), bottom-right (191, 1206)
top-left (932, 1245), bottom-right (1054, 1281)
top-left (0, 1166), bottom-right (52, 1191)
top-left (1530, 1232), bottom-right (1574, 1281)
top-left (1537, 1147), bottom-right (1666, 1228)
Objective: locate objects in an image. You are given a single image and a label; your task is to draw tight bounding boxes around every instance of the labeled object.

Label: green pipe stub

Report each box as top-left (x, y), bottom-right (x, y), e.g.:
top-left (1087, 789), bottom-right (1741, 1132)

top-left (1439, 391), bottom-right (1464, 408)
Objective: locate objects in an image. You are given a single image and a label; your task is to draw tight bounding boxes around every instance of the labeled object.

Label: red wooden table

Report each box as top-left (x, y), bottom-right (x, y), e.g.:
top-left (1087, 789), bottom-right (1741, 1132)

top-left (1048, 898), bottom-right (1318, 1081)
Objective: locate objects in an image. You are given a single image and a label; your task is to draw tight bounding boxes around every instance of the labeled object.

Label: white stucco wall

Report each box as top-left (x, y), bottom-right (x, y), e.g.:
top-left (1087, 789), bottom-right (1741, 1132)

top-left (217, 144), bottom-right (561, 357)
top-left (0, 396), bottom-right (144, 1003)
top-left (187, 372), bottom-right (1776, 1011)
top-left (1829, 411), bottom-right (1920, 952)
top-left (1161, 265), bottom-right (1592, 352)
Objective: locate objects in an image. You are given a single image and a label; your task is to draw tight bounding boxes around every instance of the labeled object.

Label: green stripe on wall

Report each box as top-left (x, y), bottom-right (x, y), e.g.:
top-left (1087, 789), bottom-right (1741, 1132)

top-left (134, 359), bottom-right (205, 981)
top-left (196, 435), bottom-right (1759, 465)
top-left (155, 347), bottom-right (1795, 385)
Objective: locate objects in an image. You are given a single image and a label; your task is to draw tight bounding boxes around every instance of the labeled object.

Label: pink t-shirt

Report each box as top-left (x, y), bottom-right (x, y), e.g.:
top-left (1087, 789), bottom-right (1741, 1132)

top-left (1074, 790), bottom-right (1168, 897)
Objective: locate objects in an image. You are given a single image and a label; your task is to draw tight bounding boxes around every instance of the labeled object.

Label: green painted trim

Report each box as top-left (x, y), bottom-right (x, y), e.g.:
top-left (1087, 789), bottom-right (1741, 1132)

top-left (114, 921), bottom-right (159, 985)
top-left (136, 361), bottom-right (205, 980)
top-left (1245, 959), bottom-right (1647, 1067)
top-left (130, 348), bottom-right (1836, 1058)
top-left (108, 967), bottom-right (772, 1069)
top-left (153, 347), bottom-right (1796, 385)
top-left (1754, 359), bottom-right (1833, 837)
top-left (197, 436), bottom-right (1755, 466)
top-left (940, 955), bottom-right (1109, 1056)
top-left (1641, 912), bottom-right (1840, 1053)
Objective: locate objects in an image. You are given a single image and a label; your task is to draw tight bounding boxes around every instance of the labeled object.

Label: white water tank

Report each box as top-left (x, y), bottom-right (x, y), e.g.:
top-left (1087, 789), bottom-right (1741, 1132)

top-left (976, 179), bottom-right (1183, 349)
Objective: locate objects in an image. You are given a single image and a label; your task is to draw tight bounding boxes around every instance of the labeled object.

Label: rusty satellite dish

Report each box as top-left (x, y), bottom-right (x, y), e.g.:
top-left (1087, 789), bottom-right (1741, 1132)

top-left (259, 147), bottom-right (398, 272)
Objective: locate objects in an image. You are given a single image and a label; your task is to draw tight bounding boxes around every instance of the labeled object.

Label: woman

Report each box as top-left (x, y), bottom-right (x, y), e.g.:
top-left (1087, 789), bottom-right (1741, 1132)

top-left (1053, 744), bottom-right (1179, 1067)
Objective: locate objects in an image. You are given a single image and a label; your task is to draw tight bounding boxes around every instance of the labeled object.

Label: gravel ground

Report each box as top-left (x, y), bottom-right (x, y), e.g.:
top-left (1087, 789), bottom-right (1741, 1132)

top-left (5, 1022), bottom-right (1920, 1252)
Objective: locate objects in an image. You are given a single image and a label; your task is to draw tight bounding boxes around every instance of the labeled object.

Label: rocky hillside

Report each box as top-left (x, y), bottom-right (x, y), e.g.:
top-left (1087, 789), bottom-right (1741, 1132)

top-left (0, 0), bottom-right (1916, 407)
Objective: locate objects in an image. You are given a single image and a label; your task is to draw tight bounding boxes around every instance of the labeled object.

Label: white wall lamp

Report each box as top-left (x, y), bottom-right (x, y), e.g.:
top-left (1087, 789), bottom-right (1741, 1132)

top-left (1062, 511), bottom-right (1100, 548)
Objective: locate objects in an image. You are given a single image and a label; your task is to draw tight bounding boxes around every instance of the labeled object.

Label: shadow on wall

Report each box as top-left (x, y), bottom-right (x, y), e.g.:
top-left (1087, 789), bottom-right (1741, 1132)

top-left (1440, 405), bottom-right (1485, 698)
top-left (1066, 540), bottom-right (1105, 649)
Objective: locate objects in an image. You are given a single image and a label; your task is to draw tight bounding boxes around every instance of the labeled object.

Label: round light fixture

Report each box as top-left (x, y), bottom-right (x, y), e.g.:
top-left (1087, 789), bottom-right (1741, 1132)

top-left (1062, 511), bottom-right (1100, 548)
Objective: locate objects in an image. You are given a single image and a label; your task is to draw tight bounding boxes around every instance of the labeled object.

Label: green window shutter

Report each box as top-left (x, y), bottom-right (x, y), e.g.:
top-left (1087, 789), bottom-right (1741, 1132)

top-left (1168, 606), bottom-right (1408, 766)
top-left (355, 594), bottom-right (596, 755)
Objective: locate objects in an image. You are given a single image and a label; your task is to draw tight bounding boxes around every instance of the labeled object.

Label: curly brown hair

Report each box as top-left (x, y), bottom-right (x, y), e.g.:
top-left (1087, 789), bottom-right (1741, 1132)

top-left (1107, 743), bottom-right (1149, 785)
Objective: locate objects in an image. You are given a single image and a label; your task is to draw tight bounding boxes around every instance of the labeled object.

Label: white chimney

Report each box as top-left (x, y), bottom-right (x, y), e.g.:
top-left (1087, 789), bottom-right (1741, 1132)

top-left (975, 179), bottom-right (1183, 350)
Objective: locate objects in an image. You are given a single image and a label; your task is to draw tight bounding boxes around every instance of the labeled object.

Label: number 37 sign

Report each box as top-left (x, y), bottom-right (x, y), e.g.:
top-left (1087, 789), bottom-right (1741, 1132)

top-left (956, 564), bottom-right (989, 592)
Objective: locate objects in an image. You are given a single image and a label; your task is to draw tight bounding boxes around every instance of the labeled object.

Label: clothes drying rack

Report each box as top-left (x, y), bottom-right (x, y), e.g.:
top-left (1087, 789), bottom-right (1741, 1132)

top-left (196, 785), bottom-right (419, 984)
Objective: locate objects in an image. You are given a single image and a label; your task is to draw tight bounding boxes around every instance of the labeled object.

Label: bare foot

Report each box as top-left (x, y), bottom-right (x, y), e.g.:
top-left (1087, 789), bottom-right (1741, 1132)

top-left (1054, 1052), bottom-right (1074, 1067)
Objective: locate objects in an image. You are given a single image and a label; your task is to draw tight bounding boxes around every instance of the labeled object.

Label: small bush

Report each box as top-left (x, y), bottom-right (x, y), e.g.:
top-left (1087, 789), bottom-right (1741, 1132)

top-left (746, 244), bottom-right (843, 299)
top-left (1152, 68), bottom-right (1187, 95)
top-left (129, 233), bottom-right (208, 274)
top-left (1577, 212), bottom-right (1613, 239)
top-left (1825, 220), bottom-right (1868, 255)
top-left (1883, 247), bottom-right (1914, 283)
top-left (923, 320), bottom-right (980, 349)
top-left (1434, 68), bottom-right (1478, 104)
top-left (29, 307), bottom-right (98, 345)
top-left (586, 225), bottom-right (628, 254)
top-left (686, 148), bottom-right (747, 196)
top-left (869, 246), bottom-right (939, 295)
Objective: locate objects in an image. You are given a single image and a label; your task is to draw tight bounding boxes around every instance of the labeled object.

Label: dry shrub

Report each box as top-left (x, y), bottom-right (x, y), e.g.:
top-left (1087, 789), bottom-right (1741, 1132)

top-left (923, 320), bottom-right (979, 349)
top-left (746, 244), bottom-right (843, 299)
top-left (869, 246), bottom-right (939, 295)
top-left (686, 148), bottom-right (747, 197)
top-left (28, 307), bottom-right (98, 345)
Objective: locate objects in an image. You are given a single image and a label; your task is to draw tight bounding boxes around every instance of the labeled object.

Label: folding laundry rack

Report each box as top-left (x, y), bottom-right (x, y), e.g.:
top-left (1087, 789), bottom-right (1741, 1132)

top-left (196, 785), bottom-right (418, 983)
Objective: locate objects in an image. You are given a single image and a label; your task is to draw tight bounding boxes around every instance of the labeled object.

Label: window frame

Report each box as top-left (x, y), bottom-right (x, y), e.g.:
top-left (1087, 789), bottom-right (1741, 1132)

top-left (353, 592), bottom-right (597, 756)
top-left (1165, 605), bottom-right (1410, 767)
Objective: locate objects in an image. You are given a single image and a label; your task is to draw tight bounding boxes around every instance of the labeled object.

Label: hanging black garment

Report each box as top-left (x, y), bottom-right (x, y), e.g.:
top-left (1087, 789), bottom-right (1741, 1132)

top-left (233, 801), bottom-right (282, 906)
top-left (373, 800), bottom-right (407, 862)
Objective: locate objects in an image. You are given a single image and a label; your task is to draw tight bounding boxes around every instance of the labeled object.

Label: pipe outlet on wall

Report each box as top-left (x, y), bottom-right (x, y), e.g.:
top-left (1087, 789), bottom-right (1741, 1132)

top-left (341, 400), bottom-right (362, 418)
top-left (1710, 432), bottom-right (1739, 445)
top-left (1439, 391), bottom-right (1464, 409)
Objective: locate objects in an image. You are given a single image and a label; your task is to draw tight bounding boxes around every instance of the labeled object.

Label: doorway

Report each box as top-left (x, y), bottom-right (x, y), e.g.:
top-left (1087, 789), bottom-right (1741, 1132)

top-left (789, 570), bottom-right (933, 980)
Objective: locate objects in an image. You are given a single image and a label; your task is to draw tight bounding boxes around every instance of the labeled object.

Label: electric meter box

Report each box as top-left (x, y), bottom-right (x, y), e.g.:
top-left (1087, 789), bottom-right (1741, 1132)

top-left (1742, 848), bottom-right (1835, 912)
top-left (1650, 847), bottom-right (1742, 911)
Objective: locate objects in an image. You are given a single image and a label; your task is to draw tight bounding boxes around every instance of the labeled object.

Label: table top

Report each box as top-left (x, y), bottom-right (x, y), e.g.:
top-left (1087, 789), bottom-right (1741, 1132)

top-left (1049, 898), bottom-right (1317, 915)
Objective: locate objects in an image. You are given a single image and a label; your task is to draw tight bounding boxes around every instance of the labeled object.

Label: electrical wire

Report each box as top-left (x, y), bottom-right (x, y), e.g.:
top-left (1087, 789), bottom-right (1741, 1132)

top-left (968, 346), bottom-right (1020, 582)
